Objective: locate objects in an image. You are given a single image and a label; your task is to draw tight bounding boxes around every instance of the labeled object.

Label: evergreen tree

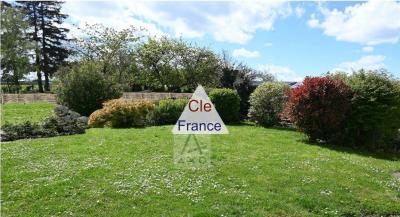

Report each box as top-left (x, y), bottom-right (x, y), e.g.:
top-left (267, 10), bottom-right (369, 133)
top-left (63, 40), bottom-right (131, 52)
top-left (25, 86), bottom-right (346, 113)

top-left (17, 1), bottom-right (69, 92)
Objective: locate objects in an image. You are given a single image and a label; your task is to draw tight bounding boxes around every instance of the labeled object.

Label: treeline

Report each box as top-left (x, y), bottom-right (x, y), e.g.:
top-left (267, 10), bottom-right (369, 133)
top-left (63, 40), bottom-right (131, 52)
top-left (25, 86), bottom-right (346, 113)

top-left (1, 1), bottom-right (272, 93)
top-left (1, 1), bottom-right (274, 117)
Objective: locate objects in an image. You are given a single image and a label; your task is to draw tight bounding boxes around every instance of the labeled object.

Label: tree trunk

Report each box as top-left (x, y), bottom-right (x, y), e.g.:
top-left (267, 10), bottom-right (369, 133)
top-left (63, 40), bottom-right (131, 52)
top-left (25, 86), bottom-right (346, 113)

top-left (44, 73), bottom-right (50, 91)
top-left (40, 3), bottom-right (50, 92)
top-left (33, 4), bottom-right (43, 93)
top-left (37, 70), bottom-right (43, 92)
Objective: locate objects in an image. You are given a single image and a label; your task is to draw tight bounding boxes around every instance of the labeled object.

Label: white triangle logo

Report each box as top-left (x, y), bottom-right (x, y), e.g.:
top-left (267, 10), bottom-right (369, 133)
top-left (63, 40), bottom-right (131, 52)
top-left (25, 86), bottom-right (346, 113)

top-left (172, 85), bottom-right (229, 134)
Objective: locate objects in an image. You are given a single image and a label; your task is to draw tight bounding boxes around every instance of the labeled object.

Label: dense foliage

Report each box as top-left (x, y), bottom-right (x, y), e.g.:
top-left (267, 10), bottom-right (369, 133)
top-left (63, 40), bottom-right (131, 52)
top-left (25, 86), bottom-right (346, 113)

top-left (209, 88), bottom-right (240, 123)
top-left (42, 105), bottom-right (88, 135)
top-left (150, 98), bottom-right (188, 125)
top-left (1, 105), bottom-right (87, 141)
top-left (88, 99), bottom-right (155, 128)
top-left (345, 70), bottom-right (400, 150)
top-left (56, 61), bottom-right (122, 116)
top-left (135, 37), bottom-right (221, 92)
top-left (286, 77), bottom-right (352, 143)
top-left (17, 1), bottom-right (69, 92)
top-left (218, 53), bottom-right (273, 118)
top-left (73, 24), bottom-right (140, 87)
top-left (248, 82), bottom-right (290, 127)
top-left (0, 2), bottom-right (32, 93)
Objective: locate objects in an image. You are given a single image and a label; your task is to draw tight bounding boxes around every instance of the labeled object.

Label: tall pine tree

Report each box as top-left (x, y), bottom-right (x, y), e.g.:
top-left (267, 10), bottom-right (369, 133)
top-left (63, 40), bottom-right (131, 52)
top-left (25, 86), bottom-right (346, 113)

top-left (18, 1), bottom-right (69, 92)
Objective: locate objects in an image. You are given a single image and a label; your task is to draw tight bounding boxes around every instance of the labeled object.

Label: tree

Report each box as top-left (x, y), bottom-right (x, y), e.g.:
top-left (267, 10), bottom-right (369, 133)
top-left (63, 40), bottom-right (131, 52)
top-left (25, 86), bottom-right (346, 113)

top-left (218, 52), bottom-right (274, 117)
top-left (73, 24), bottom-right (141, 86)
top-left (0, 2), bottom-right (32, 93)
top-left (18, 1), bottom-right (69, 92)
top-left (135, 37), bottom-right (221, 92)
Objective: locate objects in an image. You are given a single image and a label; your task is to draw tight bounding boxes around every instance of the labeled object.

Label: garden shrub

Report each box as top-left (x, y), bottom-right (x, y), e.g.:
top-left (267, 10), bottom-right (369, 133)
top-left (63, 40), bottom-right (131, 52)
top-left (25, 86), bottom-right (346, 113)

top-left (286, 76), bottom-right (352, 144)
top-left (88, 99), bottom-right (155, 128)
top-left (209, 88), bottom-right (240, 123)
top-left (42, 105), bottom-right (88, 135)
top-left (248, 82), bottom-right (290, 127)
top-left (345, 70), bottom-right (400, 150)
top-left (1, 121), bottom-right (48, 141)
top-left (1, 105), bottom-right (88, 141)
top-left (56, 61), bottom-right (122, 116)
top-left (151, 98), bottom-right (188, 125)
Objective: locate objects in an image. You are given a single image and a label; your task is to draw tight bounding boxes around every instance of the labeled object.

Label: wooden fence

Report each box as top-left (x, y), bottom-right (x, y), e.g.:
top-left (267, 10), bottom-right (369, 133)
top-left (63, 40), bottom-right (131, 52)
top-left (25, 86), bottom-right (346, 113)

top-left (1, 92), bottom-right (192, 104)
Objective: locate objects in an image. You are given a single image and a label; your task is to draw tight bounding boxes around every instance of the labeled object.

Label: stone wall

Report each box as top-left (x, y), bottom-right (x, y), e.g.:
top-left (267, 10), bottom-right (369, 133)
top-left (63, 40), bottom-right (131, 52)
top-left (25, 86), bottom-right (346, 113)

top-left (1, 92), bottom-right (192, 104)
top-left (121, 92), bottom-right (192, 100)
top-left (1, 93), bottom-right (56, 104)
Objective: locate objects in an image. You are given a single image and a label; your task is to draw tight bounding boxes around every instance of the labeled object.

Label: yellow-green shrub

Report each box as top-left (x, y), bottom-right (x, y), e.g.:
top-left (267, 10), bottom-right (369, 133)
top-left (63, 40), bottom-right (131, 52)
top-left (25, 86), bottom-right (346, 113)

top-left (88, 99), bottom-right (155, 128)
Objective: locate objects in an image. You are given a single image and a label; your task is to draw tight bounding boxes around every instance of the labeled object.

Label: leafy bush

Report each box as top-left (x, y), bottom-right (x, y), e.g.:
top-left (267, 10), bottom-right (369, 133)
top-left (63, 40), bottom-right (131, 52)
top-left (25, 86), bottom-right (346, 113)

top-left (209, 88), bottom-right (240, 123)
top-left (56, 61), bottom-right (122, 116)
top-left (1, 105), bottom-right (88, 141)
top-left (42, 105), bottom-right (88, 135)
top-left (150, 98), bottom-right (188, 125)
top-left (345, 70), bottom-right (400, 150)
top-left (248, 82), bottom-right (290, 127)
top-left (286, 76), bottom-right (352, 143)
top-left (88, 99), bottom-right (155, 128)
top-left (1, 122), bottom-right (48, 141)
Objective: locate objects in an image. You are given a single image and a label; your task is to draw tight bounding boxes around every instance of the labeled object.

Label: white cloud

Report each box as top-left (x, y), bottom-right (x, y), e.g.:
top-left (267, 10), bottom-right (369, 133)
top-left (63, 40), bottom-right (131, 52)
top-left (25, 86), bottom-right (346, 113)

top-left (232, 48), bottom-right (260, 58)
top-left (295, 7), bottom-right (305, 18)
top-left (205, 1), bottom-right (292, 44)
top-left (333, 55), bottom-right (386, 73)
top-left (61, 1), bottom-right (295, 44)
top-left (264, 42), bottom-right (273, 47)
top-left (257, 64), bottom-right (303, 81)
top-left (307, 0), bottom-right (400, 45)
top-left (307, 14), bottom-right (320, 28)
top-left (62, 1), bottom-right (167, 38)
top-left (362, 46), bottom-right (374, 52)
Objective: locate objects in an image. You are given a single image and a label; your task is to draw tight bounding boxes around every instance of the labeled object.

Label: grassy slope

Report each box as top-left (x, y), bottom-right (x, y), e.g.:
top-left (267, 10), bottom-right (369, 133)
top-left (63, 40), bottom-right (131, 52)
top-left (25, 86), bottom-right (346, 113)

top-left (1, 102), bottom-right (55, 125)
top-left (1, 125), bottom-right (400, 216)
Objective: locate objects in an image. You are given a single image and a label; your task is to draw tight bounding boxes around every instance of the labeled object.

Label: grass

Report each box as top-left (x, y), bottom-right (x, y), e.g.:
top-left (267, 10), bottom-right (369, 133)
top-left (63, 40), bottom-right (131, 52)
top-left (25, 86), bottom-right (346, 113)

top-left (1, 102), bottom-right (55, 125)
top-left (1, 103), bottom-right (400, 216)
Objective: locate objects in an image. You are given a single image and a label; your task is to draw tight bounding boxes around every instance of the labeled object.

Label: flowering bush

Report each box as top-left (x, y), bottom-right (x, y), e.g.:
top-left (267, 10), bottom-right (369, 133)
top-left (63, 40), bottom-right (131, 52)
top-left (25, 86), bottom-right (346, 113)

top-left (88, 99), bottom-right (155, 128)
top-left (286, 76), bottom-right (352, 143)
top-left (248, 82), bottom-right (290, 127)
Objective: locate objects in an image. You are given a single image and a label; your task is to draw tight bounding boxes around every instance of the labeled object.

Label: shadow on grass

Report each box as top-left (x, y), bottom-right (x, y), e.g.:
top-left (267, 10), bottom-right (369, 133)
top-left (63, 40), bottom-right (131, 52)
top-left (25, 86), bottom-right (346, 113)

top-left (301, 139), bottom-right (399, 161)
top-left (183, 121), bottom-right (399, 161)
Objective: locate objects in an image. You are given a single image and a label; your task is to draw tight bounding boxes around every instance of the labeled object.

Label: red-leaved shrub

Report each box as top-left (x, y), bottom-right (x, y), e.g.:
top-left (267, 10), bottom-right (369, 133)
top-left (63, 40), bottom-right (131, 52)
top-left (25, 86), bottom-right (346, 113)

top-left (285, 76), bottom-right (352, 143)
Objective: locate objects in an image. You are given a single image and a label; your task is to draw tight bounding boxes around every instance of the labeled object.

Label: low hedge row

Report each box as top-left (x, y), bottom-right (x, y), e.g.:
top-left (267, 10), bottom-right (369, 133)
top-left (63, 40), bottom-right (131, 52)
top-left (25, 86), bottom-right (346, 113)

top-left (1, 105), bottom-right (88, 141)
top-left (88, 99), bottom-right (155, 128)
top-left (285, 70), bottom-right (400, 151)
top-left (88, 88), bottom-right (241, 128)
top-left (150, 98), bottom-right (188, 125)
top-left (209, 88), bottom-right (240, 123)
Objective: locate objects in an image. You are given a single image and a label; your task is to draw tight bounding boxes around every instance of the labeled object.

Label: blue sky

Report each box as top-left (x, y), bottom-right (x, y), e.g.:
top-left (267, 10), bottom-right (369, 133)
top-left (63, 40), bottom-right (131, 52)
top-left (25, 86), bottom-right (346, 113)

top-left (62, 1), bottom-right (400, 81)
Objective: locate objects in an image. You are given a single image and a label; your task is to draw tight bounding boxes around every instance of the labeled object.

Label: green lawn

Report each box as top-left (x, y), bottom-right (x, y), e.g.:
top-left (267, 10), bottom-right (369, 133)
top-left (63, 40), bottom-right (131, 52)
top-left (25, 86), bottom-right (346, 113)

top-left (1, 102), bottom-right (55, 125)
top-left (1, 103), bottom-right (400, 216)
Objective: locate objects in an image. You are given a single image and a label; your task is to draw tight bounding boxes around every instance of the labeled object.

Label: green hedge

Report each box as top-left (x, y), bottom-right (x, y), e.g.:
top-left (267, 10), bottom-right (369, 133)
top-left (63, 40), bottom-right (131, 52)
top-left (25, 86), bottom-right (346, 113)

top-left (345, 70), bottom-right (400, 150)
top-left (151, 98), bottom-right (188, 125)
top-left (209, 88), bottom-right (240, 123)
top-left (56, 61), bottom-right (122, 116)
